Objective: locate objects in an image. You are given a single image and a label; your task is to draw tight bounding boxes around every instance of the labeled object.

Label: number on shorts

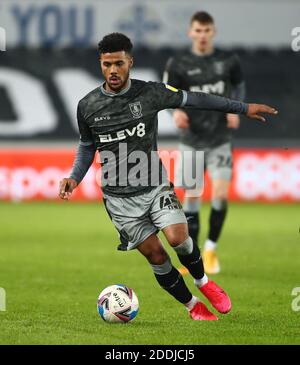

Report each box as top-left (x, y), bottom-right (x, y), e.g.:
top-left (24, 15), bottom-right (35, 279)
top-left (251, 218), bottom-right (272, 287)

top-left (216, 155), bottom-right (232, 168)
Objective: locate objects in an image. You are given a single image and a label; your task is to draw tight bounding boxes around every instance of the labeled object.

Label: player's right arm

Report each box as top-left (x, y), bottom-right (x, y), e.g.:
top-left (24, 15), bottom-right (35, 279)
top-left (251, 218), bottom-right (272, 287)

top-left (163, 57), bottom-right (190, 129)
top-left (59, 103), bottom-right (96, 200)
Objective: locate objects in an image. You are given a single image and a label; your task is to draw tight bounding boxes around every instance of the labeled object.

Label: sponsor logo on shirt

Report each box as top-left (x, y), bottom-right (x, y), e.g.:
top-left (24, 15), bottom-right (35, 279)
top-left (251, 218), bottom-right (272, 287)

top-left (189, 80), bottom-right (225, 95)
top-left (98, 123), bottom-right (146, 142)
top-left (187, 68), bottom-right (202, 76)
top-left (95, 115), bottom-right (111, 121)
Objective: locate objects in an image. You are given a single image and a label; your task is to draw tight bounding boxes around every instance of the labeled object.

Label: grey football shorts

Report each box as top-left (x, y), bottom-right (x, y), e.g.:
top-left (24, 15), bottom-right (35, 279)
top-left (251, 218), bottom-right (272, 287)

top-left (103, 184), bottom-right (187, 251)
top-left (175, 142), bottom-right (233, 191)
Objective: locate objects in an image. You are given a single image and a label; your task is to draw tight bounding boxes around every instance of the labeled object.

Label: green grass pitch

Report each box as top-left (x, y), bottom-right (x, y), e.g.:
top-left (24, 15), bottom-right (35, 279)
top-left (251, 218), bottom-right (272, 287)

top-left (0, 201), bottom-right (299, 344)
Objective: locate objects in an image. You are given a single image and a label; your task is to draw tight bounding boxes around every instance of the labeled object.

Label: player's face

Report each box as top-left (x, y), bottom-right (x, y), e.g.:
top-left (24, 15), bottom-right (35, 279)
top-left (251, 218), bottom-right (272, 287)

top-left (100, 51), bottom-right (133, 92)
top-left (188, 21), bottom-right (215, 52)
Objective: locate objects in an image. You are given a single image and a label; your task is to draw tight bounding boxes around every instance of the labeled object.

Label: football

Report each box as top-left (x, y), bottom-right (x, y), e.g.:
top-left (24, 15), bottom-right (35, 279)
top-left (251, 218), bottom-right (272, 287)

top-left (97, 284), bottom-right (139, 323)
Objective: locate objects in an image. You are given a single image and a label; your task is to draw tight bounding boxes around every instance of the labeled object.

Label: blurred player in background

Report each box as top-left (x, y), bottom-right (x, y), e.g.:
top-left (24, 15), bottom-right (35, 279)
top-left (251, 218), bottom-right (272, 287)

top-left (163, 11), bottom-right (246, 274)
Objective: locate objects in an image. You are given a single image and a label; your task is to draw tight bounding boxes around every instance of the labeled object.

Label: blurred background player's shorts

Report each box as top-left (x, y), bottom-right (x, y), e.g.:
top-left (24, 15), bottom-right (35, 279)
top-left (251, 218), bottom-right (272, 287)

top-left (175, 143), bottom-right (232, 196)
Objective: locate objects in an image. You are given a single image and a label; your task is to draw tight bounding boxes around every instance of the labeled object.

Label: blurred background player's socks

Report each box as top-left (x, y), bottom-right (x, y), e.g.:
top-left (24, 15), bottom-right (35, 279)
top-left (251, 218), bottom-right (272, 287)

top-left (207, 200), bottom-right (228, 244)
top-left (183, 198), bottom-right (201, 245)
top-left (204, 239), bottom-right (217, 252)
top-left (173, 237), bottom-right (205, 280)
top-left (185, 211), bottom-right (199, 244)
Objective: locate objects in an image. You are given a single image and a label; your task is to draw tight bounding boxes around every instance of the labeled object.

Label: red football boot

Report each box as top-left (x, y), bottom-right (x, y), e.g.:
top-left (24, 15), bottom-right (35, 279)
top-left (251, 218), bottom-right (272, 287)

top-left (189, 301), bottom-right (218, 321)
top-left (199, 280), bottom-right (231, 314)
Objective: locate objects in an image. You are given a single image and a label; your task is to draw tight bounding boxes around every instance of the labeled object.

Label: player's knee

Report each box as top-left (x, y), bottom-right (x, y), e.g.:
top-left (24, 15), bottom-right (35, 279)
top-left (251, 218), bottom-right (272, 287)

top-left (147, 247), bottom-right (169, 265)
top-left (166, 227), bottom-right (189, 247)
top-left (213, 186), bottom-right (228, 201)
top-left (212, 198), bottom-right (228, 211)
top-left (213, 183), bottom-right (229, 201)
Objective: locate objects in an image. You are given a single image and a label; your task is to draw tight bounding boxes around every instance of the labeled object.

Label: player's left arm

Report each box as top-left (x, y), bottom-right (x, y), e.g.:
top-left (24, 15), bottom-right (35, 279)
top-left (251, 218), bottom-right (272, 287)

top-left (227, 54), bottom-right (246, 128)
top-left (154, 82), bottom-right (277, 122)
top-left (183, 91), bottom-right (277, 122)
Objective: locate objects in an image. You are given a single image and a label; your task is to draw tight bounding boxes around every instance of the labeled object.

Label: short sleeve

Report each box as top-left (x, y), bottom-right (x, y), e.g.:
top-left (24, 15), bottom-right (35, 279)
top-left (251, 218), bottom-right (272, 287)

top-left (150, 82), bottom-right (186, 111)
top-left (77, 102), bottom-right (93, 144)
top-left (163, 57), bottom-right (184, 89)
top-left (230, 54), bottom-right (244, 86)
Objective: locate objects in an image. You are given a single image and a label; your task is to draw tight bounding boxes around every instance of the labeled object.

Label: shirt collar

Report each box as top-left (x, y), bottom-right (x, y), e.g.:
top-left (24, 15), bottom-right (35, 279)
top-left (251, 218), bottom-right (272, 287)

top-left (100, 79), bottom-right (132, 97)
top-left (190, 48), bottom-right (215, 58)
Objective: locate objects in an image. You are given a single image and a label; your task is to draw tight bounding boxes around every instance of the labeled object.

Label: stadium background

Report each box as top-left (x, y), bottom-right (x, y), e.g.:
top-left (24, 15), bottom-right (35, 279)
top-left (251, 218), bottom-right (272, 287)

top-left (0, 0), bottom-right (299, 345)
top-left (1, 0), bottom-right (299, 202)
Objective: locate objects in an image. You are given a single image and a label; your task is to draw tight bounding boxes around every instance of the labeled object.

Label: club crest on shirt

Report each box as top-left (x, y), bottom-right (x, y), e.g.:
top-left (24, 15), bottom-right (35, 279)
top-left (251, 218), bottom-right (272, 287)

top-left (129, 101), bottom-right (143, 119)
top-left (214, 61), bottom-right (224, 75)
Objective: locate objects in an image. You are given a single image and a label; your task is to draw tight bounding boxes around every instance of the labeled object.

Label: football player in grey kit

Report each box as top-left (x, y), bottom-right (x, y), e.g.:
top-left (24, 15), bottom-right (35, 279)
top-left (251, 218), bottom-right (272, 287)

top-left (59, 33), bottom-right (277, 320)
top-left (163, 11), bottom-right (247, 274)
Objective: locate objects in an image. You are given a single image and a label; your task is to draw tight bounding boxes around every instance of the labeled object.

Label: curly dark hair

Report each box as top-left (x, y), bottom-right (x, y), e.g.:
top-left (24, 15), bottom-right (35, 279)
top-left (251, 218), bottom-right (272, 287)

top-left (98, 33), bottom-right (133, 56)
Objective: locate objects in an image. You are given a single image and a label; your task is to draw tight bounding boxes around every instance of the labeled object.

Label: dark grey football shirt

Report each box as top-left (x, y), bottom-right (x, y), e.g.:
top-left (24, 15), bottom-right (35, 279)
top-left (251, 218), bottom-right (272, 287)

top-left (77, 79), bottom-right (185, 197)
top-left (71, 78), bottom-right (248, 197)
top-left (164, 49), bottom-right (245, 149)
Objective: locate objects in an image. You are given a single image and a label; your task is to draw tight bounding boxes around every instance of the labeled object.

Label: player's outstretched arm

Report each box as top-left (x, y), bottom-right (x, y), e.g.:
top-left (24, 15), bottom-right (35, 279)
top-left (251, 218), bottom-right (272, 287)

top-left (183, 91), bottom-right (278, 121)
top-left (59, 142), bottom-right (96, 200)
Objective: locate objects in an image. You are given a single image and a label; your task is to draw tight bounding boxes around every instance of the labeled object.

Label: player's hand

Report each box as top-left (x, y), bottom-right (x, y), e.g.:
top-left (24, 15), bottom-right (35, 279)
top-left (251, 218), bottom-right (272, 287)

top-left (59, 178), bottom-right (78, 200)
top-left (246, 104), bottom-right (278, 122)
top-left (226, 113), bottom-right (240, 129)
top-left (173, 109), bottom-right (190, 129)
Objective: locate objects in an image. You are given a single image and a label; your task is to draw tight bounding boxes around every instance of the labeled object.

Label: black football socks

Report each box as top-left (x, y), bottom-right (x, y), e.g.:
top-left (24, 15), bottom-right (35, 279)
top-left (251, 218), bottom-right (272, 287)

top-left (154, 266), bottom-right (193, 304)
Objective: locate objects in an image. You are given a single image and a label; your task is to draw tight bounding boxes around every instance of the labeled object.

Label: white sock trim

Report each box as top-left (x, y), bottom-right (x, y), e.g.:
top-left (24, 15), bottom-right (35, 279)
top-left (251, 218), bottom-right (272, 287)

top-left (204, 239), bottom-right (217, 252)
top-left (184, 295), bottom-right (199, 311)
top-left (194, 274), bottom-right (208, 288)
